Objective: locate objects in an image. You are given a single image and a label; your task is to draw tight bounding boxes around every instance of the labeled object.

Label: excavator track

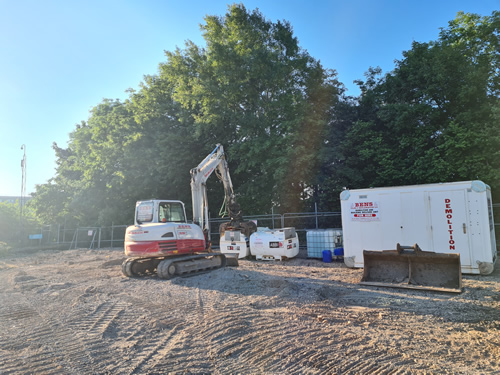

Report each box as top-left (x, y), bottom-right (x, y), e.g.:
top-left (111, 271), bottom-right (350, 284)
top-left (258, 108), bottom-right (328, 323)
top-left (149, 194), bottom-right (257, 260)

top-left (157, 253), bottom-right (227, 279)
top-left (122, 253), bottom-right (227, 279)
top-left (122, 258), bottom-right (160, 277)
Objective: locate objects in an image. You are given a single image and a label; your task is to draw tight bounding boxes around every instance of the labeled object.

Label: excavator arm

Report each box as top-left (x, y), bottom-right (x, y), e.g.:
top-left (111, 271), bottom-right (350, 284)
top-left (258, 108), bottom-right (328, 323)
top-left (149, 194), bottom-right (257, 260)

top-left (190, 144), bottom-right (235, 236)
top-left (190, 144), bottom-right (256, 244)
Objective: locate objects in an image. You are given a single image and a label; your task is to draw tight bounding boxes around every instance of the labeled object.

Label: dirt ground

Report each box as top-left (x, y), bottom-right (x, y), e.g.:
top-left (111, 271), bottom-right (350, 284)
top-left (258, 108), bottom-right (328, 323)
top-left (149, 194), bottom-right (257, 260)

top-left (0, 248), bottom-right (498, 375)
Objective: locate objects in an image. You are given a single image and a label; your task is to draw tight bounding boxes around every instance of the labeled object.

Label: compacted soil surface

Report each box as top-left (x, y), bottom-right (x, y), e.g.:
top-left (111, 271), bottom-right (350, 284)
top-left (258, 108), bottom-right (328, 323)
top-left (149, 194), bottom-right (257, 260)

top-left (0, 247), bottom-right (498, 374)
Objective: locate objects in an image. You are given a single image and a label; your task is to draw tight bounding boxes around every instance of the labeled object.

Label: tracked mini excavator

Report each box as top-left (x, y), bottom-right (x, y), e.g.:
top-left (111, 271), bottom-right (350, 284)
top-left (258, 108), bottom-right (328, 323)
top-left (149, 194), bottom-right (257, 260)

top-left (121, 144), bottom-right (256, 279)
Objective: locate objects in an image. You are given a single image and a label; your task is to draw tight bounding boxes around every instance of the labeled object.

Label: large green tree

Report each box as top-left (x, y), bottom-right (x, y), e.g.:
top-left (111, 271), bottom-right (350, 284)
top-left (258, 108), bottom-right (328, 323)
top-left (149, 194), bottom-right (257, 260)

top-left (158, 4), bottom-right (340, 213)
top-left (318, 10), bottom-right (500, 208)
top-left (31, 8), bottom-right (499, 229)
top-left (32, 100), bottom-right (140, 226)
top-left (31, 4), bottom-right (339, 225)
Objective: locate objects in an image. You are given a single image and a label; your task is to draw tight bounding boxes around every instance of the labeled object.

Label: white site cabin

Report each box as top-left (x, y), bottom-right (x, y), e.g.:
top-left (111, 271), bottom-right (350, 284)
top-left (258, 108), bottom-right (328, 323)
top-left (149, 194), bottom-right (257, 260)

top-left (340, 180), bottom-right (497, 275)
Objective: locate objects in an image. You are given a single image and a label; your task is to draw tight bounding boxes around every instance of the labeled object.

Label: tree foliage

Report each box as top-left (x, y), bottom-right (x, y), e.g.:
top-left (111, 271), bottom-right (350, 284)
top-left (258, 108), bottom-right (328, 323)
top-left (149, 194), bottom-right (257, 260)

top-left (317, 10), bottom-right (500, 207)
top-left (0, 200), bottom-right (40, 247)
top-left (160, 5), bottom-right (340, 213)
top-left (30, 8), bottom-right (500, 227)
top-left (32, 4), bottom-right (340, 225)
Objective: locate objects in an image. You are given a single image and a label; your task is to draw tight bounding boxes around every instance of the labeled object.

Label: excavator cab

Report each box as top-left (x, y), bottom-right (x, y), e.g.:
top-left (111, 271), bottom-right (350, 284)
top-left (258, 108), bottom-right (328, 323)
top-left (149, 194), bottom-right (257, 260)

top-left (159, 202), bottom-right (185, 223)
top-left (135, 200), bottom-right (187, 225)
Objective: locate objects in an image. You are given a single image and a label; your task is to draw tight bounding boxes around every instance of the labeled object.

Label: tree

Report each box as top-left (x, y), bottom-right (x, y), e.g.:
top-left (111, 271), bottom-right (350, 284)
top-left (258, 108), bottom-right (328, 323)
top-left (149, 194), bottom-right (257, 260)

top-left (322, 11), bottom-right (500, 203)
top-left (0, 200), bottom-right (40, 248)
top-left (31, 4), bottom-right (340, 226)
top-left (32, 8), bottom-right (498, 229)
top-left (159, 4), bottom-right (340, 213)
top-left (32, 100), bottom-right (141, 226)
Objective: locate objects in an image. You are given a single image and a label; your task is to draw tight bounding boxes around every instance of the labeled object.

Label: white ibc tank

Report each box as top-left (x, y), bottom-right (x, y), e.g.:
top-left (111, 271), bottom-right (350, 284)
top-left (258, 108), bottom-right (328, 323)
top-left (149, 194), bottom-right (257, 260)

top-left (250, 227), bottom-right (299, 261)
top-left (306, 229), bottom-right (343, 258)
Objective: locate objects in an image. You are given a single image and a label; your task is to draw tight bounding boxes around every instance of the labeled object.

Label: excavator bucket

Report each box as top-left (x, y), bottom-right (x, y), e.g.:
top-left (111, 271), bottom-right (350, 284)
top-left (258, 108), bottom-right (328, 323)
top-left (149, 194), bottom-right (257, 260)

top-left (225, 254), bottom-right (239, 267)
top-left (360, 244), bottom-right (462, 293)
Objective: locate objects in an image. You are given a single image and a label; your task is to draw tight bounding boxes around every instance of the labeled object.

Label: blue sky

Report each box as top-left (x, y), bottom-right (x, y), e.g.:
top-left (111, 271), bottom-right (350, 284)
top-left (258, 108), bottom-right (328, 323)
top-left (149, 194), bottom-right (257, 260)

top-left (0, 0), bottom-right (498, 196)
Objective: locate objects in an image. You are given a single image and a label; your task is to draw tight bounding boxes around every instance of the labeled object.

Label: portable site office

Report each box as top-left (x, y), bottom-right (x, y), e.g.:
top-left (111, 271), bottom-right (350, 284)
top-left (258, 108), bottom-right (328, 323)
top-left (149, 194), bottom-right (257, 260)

top-left (340, 180), bottom-right (497, 275)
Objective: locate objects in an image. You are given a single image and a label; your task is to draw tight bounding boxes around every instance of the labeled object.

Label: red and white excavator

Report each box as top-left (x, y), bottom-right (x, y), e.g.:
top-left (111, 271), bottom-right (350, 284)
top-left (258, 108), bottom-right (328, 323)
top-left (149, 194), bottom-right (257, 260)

top-left (121, 144), bottom-right (256, 279)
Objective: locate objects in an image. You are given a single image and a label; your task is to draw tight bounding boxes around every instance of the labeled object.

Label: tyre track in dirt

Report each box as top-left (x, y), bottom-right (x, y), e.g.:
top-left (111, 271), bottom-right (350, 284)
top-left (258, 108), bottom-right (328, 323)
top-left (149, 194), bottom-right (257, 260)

top-left (67, 300), bottom-right (137, 373)
top-left (67, 286), bottom-right (199, 374)
top-left (0, 248), bottom-right (499, 374)
top-left (0, 298), bottom-right (95, 374)
top-left (129, 269), bottom-right (498, 375)
top-left (128, 325), bottom-right (185, 374)
top-left (0, 303), bottom-right (61, 374)
top-left (87, 286), bottom-right (202, 374)
top-left (144, 290), bottom-right (345, 374)
top-left (1, 257), bottom-right (128, 374)
top-left (128, 287), bottom-right (215, 374)
top-left (1, 268), bottom-right (98, 374)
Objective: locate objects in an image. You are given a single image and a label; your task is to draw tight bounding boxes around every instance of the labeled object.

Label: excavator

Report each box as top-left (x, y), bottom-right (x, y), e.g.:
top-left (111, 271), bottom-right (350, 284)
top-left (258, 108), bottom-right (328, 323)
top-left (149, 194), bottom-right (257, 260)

top-left (121, 144), bottom-right (256, 279)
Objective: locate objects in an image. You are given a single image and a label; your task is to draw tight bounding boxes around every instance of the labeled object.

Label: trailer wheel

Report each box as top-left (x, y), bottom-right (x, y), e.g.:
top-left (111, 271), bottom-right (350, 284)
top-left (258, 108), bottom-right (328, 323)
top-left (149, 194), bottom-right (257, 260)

top-left (157, 259), bottom-right (177, 279)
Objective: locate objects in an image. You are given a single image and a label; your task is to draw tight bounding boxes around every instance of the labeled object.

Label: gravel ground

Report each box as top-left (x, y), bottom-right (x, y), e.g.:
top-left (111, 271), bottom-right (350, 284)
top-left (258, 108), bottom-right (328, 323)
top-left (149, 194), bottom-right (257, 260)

top-left (0, 247), bottom-right (498, 374)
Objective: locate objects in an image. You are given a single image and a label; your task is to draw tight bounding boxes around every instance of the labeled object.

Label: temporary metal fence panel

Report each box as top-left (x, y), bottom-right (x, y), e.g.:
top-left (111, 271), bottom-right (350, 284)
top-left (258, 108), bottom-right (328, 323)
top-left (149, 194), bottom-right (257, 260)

top-left (69, 227), bottom-right (100, 249)
top-left (27, 224), bottom-right (64, 248)
top-left (494, 203), bottom-right (500, 250)
top-left (29, 224), bottom-right (129, 250)
top-left (282, 211), bottom-right (342, 252)
top-left (97, 225), bottom-right (128, 249)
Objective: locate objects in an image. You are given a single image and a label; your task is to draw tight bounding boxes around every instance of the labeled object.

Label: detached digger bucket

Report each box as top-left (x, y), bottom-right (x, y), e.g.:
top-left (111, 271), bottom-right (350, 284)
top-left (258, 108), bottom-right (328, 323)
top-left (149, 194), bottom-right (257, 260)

top-left (361, 244), bottom-right (462, 293)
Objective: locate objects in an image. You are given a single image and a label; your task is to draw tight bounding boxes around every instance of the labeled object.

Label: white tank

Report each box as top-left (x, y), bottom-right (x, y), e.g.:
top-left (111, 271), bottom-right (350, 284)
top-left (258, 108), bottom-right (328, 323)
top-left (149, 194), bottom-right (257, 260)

top-left (249, 227), bottom-right (299, 261)
top-left (219, 230), bottom-right (250, 259)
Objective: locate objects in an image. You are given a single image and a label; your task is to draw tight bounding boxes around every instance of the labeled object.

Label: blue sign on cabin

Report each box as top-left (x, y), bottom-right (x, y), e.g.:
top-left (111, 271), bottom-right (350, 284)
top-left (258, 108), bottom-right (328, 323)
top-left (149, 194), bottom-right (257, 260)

top-left (29, 234), bottom-right (43, 240)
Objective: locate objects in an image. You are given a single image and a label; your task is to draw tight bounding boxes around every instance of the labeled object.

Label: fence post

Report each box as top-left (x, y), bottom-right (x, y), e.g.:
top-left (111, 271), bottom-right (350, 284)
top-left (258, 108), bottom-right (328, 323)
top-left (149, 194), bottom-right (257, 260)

top-left (111, 223), bottom-right (114, 248)
top-left (315, 202), bottom-right (319, 229)
top-left (271, 207), bottom-right (275, 229)
top-left (98, 227), bottom-right (101, 249)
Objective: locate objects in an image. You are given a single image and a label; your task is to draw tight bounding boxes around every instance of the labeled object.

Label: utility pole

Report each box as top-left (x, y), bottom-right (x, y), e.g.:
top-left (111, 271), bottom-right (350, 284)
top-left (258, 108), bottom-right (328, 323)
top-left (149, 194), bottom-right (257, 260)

top-left (20, 144), bottom-right (26, 245)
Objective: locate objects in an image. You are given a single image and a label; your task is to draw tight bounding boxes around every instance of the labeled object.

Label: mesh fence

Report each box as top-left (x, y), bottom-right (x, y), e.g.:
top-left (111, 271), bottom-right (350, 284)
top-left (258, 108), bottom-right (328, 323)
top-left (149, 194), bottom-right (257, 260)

top-left (27, 224), bottom-right (129, 249)
top-left (494, 203), bottom-right (500, 250)
top-left (28, 204), bottom-right (500, 257)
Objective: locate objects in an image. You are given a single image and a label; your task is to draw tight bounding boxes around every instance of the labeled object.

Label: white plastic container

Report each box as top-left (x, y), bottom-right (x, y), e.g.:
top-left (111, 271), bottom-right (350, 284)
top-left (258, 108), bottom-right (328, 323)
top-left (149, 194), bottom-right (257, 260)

top-left (306, 229), bottom-right (343, 258)
top-left (249, 227), bottom-right (299, 261)
top-left (340, 180), bottom-right (497, 274)
top-left (219, 230), bottom-right (250, 259)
